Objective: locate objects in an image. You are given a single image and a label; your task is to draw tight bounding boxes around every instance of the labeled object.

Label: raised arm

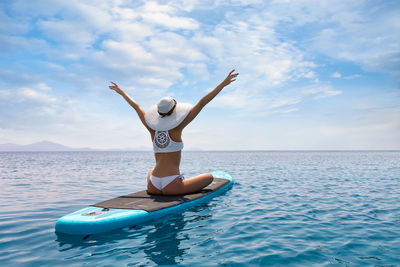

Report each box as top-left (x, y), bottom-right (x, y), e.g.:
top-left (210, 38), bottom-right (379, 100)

top-left (177, 69), bottom-right (238, 130)
top-left (109, 82), bottom-right (153, 133)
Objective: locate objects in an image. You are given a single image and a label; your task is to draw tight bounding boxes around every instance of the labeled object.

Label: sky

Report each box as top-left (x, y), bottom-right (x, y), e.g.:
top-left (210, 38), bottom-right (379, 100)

top-left (0, 0), bottom-right (399, 150)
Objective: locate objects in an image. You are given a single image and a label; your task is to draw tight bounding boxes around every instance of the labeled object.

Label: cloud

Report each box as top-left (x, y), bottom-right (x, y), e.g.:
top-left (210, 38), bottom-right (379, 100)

top-left (301, 84), bottom-right (342, 99)
top-left (0, 9), bottom-right (29, 34)
top-left (141, 2), bottom-right (199, 29)
top-left (280, 108), bottom-right (298, 114)
top-left (88, 37), bottom-right (189, 91)
top-left (195, 9), bottom-right (321, 116)
top-left (307, 2), bottom-right (400, 79)
top-left (37, 19), bottom-right (96, 45)
top-left (230, 1), bottom-right (399, 81)
top-left (4, 0), bottom-right (319, 100)
top-left (37, 82), bottom-right (52, 91)
top-left (211, 83), bottom-right (340, 116)
top-left (332, 72), bottom-right (362, 79)
top-left (18, 88), bottom-right (57, 103)
top-left (343, 74), bottom-right (361, 79)
top-left (0, 89), bottom-right (11, 99)
top-left (0, 68), bottom-right (40, 85)
top-left (0, 80), bottom-right (57, 105)
top-left (0, 34), bottom-right (48, 54)
top-left (316, 117), bottom-right (400, 150)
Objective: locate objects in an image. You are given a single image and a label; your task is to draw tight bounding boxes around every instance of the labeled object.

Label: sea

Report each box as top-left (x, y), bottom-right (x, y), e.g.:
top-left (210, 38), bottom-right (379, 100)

top-left (0, 151), bottom-right (399, 266)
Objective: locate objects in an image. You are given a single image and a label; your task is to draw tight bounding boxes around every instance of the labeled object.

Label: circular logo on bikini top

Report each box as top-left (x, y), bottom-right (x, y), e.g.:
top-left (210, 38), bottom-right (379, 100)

top-left (155, 131), bottom-right (170, 148)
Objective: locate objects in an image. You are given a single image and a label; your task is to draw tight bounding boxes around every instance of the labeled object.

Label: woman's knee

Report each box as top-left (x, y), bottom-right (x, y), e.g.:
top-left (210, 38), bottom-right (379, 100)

top-left (202, 173), bottom-right (213, 186)
top-left (196, 173), bottom-right (213, 183)
top-left (183, 173), bottom-right (213, 190)
top-left (161, 173), bottom-right (213, 195)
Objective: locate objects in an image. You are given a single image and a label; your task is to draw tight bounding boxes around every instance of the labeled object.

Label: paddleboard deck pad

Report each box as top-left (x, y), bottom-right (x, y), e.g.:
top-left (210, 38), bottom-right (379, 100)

top-left (55, 171), bottom-right (233, 235)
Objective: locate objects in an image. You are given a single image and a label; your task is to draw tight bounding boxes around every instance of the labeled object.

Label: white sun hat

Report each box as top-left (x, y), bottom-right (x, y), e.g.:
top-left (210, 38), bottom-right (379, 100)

top-left (145, 97), bottom-right (193, 131)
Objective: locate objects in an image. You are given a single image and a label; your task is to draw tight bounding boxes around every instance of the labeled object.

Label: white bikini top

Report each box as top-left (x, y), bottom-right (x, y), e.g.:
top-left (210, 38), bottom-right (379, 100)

top-left (153, 130), bottom-right (183, 153)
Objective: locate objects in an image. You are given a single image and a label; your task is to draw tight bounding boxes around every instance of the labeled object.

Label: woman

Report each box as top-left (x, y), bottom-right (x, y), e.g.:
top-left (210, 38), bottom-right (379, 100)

top-left (109, 69), bottom-right (238, 195)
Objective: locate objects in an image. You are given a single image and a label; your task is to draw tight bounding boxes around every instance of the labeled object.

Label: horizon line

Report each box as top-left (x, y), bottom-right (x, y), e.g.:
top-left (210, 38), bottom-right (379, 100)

top-left (1, 149), bottom-right (399, 152)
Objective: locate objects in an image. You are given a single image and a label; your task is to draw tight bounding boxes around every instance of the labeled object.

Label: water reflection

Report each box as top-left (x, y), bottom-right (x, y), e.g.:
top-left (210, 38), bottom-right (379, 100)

top-left (143, 213), bottom-right (188, 265)
top-left (55, 214), bottom-right (188, 264)
top-left (141, 205), bottom-right (214, 265)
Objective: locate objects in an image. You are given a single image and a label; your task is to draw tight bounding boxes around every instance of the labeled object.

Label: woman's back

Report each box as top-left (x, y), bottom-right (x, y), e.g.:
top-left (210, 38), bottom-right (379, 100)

top-left (151, 129), bottom-right (183, 177)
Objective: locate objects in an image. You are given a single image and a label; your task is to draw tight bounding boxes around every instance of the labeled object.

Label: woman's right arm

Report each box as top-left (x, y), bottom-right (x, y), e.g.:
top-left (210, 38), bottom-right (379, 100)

top-left (109, 82), bottom-right (153, 133)
top-left (177, 69), bottom-right (238, 130)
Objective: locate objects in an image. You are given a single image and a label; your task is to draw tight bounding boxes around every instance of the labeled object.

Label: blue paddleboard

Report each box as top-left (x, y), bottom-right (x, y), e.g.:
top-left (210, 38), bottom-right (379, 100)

top-left (55, 171), bottom-right (233, 235)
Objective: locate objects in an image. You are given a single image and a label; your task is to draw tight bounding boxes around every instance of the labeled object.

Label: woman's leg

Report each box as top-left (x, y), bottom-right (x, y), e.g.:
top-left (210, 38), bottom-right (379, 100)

top-left (146, 168), bottom-right (162, 195)
top-left (162, 173), bottom-right (213, 195)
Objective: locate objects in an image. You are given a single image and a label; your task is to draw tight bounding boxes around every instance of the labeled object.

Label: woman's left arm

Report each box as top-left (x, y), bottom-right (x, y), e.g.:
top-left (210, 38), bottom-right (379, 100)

top-left (109, 82), bottom-right (153, 133)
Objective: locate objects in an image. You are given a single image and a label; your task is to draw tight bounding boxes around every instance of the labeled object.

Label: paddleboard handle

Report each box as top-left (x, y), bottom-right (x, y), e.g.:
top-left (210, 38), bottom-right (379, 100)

top-left (82, 211), bottom-right (101, 216)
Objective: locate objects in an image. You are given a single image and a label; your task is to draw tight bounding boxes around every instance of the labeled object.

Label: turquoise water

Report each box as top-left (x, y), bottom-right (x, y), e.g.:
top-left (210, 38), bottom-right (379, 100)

top-left (1, 151), bottom-right (399, 266)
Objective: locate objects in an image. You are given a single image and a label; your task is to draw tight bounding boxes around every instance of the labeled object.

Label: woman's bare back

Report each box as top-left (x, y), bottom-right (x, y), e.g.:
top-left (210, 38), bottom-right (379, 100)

top-left (150, 129), bottom-right (182, 177)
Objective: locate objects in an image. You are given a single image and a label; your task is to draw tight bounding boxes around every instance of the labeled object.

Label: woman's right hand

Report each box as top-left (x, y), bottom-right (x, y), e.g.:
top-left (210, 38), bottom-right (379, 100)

top-left (109, 81), bottom-right (124, 95)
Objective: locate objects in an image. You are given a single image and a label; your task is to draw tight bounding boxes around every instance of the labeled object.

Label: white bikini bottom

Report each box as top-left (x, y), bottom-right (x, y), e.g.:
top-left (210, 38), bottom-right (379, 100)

top-left (150, 173), bottom-right (185, 190)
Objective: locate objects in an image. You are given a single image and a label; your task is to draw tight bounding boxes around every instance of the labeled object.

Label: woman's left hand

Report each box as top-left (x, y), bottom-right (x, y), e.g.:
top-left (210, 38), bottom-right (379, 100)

top-left (109, 81), bottom-right (124, 95)
top-left (221, 69), bottom-right (239, 87)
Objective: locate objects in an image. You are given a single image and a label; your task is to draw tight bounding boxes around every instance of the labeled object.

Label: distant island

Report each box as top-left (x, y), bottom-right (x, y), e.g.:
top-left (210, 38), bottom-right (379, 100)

top-left (0, 141), bottom-right (94, 151)
top-left (0, 141), bottom-right (151, 152)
